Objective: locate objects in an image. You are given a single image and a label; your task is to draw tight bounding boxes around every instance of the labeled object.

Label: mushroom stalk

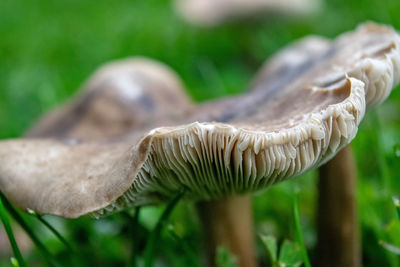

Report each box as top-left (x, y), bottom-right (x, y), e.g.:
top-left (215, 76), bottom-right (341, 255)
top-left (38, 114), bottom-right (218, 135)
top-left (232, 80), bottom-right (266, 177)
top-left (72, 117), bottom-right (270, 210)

top-left (316, 146), bottom-right (361, 267)
top-left (196, 195), bottom-right (256, 267)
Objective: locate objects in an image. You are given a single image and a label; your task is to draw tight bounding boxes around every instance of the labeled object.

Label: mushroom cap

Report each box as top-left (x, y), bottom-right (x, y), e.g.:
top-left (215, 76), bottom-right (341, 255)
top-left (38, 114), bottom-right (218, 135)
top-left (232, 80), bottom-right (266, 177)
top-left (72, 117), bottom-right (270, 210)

top-left (27, 57), bottom-right (192, 141)
top-left (0, 22), bottom-right (399, 218)
top-left (174, 0), bottom-right (320, 27)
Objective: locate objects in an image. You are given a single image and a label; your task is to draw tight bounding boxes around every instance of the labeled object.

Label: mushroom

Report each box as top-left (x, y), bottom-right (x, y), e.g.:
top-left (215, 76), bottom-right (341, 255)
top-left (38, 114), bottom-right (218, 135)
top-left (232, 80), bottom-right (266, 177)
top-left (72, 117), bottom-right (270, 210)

top-left (0, 22), bottom-right (399, 266)
top-left (174, 0), bottom-right (319, 26)
top-left (27, 57), bottom-right (193, 141)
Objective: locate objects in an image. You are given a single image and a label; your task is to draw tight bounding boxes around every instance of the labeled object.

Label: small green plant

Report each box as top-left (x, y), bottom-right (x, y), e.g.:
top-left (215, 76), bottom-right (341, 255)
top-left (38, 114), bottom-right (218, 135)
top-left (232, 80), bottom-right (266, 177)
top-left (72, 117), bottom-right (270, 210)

top-left (260, 235), bottom-right (303, 267)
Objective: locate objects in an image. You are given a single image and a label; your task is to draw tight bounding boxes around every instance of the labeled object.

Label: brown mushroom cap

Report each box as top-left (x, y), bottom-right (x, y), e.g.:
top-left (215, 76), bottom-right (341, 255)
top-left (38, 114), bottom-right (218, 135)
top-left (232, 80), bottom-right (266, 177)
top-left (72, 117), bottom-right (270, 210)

top-left (0, 22), bottom-right (399, 218)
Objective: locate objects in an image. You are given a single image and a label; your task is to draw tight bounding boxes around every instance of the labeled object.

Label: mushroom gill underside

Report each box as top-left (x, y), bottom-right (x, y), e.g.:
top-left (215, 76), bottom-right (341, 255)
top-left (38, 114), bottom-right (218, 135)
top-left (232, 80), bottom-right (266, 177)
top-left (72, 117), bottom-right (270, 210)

top-left (0, 22), bottom-right (399, 218)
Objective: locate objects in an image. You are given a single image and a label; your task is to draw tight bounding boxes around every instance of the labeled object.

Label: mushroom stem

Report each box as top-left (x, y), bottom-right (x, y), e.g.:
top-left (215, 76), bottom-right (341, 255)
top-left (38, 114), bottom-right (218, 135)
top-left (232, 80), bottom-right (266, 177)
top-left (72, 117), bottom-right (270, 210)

top-left (316, 146), bottom-right (361, 267)
top-left (196, 195), bottom-right (256, 267)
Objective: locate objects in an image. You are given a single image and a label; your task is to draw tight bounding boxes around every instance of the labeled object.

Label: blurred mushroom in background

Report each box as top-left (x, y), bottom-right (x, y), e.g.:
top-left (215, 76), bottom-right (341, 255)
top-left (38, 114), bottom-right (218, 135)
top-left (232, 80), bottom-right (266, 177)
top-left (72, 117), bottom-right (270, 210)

top-left (0, 22), bottom-right (399, 267)
top-left (174, 0), bottom-right (320, 26)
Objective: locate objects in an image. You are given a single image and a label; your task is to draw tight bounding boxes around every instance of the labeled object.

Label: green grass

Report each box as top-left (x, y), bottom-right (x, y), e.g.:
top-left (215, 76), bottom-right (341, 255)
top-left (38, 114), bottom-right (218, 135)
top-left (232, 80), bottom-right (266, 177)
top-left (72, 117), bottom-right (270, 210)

top-left (292, 191), bottom-right (311, 267)
top-left (0, 194), bottom-right (25, 267)
top-left (28, 210), bottom-right (73, 253)
top-left (144, 189), bottom-right (186, 267)
top-left (1, 0), bottom-right (400, 266)
top-left (0, 193), bottom-right (61, 266)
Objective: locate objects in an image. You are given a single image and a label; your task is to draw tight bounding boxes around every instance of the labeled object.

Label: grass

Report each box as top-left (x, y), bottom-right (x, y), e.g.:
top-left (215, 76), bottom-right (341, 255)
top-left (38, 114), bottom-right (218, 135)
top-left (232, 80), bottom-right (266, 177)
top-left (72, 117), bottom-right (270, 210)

top-left (28, 210), bottom-right (73, 253)
top-left (0, 0), bottom-right (400, 266)
top-left (0, 194), bottom-right (25, 267)
top-left (395, 198), bottom-right (400, 220)
top-left (143, 189), bottom-right (186, 267)
top-left (0, 193), bottom-right (61, 267)
top-left (292, 191), bottom-right (311, 267)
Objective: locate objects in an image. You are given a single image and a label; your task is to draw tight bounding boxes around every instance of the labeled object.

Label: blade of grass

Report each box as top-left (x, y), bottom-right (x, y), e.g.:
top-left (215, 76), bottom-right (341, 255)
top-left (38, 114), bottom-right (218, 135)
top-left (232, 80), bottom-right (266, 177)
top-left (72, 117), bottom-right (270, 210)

top-left (370, 111), bottom-right (391, 194)
top-left (28, 209), bottom-right (73, 252)
top-left (10, 257), bottom-right (21, 267)
top-left (124, 207), bottom-right (141, 267)
top-left (393, 197), bottom-right (400, 220)
top-left (0, 192), bottom-right (61, 267)
top-left (0, 195), bottom-right (26, 267)
top-left (379, 240), bottom-right (400, 255)
top-left (144, 188), bottom-right (186, 267)
top-left (166, 224), bottom-right (201, 267)
top-left (292, 192), bottom-right (311, 267)
top-left (394, 144), bottom-right (400, 158)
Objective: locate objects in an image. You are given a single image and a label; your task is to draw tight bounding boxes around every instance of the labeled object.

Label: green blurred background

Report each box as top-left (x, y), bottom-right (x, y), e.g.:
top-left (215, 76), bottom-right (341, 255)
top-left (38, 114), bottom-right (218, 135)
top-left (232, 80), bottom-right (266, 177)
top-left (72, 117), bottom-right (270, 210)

top-left (0, 0), bottom-right (400, 266)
